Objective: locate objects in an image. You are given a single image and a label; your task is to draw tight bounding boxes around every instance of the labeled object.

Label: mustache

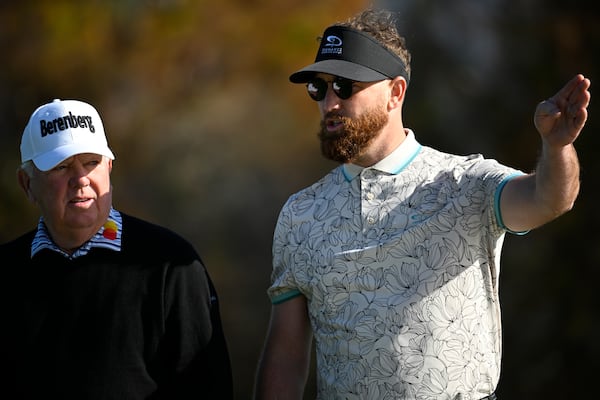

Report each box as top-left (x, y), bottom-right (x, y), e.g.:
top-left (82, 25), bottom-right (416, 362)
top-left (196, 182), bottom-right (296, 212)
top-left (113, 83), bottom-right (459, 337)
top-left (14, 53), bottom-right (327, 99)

top-left (322, 111), bottom-right (347, 122)
top-left (320, 112), bottom-right (350, 138)
top-left (324, 111), bottom-right (342, 118)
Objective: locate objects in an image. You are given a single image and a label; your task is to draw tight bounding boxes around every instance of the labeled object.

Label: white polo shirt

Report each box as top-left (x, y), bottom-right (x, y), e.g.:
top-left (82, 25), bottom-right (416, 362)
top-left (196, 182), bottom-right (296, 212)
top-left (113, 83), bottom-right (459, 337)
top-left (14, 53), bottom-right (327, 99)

top-left (268, 129), bottom-right (524, 399)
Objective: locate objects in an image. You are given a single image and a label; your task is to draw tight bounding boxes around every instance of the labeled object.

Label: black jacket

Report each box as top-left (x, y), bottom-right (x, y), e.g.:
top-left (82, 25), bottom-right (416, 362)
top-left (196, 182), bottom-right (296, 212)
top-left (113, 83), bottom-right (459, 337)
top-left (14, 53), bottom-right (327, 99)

top-left (0, 213), bottom-right (233, 399)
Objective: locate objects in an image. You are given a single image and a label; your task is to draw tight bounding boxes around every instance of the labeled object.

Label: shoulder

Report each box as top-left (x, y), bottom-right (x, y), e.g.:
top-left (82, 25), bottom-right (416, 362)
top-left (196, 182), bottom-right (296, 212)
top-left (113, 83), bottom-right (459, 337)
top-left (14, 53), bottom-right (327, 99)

top-left (416, 145), bottom-right (482, 166)
top-left (0, 230), bottom-right (36, 258)
top-left (416, 146), bottom-right (519, 177)
top-left (120, 213), bottom-right (201, 262)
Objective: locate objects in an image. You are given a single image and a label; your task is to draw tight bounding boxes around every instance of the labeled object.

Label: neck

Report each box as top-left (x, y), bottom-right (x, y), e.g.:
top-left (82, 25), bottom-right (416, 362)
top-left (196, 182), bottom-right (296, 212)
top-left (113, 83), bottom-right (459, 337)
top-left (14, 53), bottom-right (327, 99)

top-left (353, 123), bottom-right (407, 167)
top-left (47, 223), bottom-right (104, 255)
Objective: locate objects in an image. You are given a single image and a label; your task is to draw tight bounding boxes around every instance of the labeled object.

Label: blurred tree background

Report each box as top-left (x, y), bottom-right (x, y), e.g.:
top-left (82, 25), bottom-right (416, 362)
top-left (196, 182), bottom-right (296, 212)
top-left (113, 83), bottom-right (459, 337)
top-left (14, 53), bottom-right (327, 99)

top-left (0, 0), bottom-right (598, 398)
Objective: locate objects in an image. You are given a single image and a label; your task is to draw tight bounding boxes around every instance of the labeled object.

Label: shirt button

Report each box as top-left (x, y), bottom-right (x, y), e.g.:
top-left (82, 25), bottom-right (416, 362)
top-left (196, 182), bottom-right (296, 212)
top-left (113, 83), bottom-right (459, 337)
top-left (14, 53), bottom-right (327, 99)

top-left (367, 217), bottom-right (376, 225)
top-left (366, 192), bottom-right (375, 201)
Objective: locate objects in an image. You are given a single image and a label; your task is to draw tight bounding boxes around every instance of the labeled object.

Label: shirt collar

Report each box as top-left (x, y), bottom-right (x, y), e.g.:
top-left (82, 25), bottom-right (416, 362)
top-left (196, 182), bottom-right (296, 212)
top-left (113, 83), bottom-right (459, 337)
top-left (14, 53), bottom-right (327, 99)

top-left (342, 128), bottom-right (422, 181)
top-left (31, 208), bottom-right (123, 259)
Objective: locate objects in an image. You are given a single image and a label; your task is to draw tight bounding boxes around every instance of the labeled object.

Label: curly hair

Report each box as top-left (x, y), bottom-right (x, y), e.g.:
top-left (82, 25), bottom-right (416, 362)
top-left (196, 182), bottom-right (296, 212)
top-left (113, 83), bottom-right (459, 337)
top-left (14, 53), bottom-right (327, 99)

top-left (335, 8), bottom-right (412, 81)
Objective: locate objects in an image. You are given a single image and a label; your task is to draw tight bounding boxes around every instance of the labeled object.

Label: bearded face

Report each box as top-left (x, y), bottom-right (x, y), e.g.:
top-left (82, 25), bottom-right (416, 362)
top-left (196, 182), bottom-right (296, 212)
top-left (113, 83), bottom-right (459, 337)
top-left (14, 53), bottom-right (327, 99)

top-left (317, 106), bottom-right (389, 163)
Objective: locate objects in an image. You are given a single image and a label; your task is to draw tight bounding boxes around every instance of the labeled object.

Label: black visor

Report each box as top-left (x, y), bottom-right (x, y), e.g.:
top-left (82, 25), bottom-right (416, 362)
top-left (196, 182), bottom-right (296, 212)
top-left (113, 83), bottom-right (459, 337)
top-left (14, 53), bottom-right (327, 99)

top-left (289, 25), bottom-right (409, 84)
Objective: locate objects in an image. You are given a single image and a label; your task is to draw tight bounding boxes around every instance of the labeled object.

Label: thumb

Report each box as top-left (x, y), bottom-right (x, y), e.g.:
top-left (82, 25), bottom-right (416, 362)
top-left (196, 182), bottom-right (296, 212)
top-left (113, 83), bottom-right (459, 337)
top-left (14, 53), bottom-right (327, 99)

top-left (534, 99), bottom-right (560, 132)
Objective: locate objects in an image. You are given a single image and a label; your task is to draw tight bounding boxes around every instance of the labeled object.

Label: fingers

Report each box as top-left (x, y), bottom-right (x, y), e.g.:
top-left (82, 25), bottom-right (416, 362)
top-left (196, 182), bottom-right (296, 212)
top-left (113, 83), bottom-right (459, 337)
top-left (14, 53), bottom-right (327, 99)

top-left (547, 75), bottom-right (590, 123)
top-left (573, 107), bottom-right (588, 130)
top-left (534, 75), bottom-right (591, 140)
top-left (567, 76), bottom-right (591, 127)
top-left (575, 76), bottom-right (591, 108)
top-left (562, 74), bottom-right (591, 108)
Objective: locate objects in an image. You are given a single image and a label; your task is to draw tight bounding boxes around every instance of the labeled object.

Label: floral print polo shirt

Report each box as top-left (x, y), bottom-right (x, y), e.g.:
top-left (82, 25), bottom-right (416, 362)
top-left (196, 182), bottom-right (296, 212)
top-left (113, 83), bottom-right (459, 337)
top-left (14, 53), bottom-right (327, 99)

top-left (268, 129), bottom-right (524, 399)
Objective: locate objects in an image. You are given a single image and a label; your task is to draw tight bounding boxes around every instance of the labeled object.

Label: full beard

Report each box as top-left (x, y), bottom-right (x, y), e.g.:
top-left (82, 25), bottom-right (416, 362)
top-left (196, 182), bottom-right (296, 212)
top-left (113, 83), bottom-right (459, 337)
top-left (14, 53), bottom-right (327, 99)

top-left (318, 107), bottom-right (388, 164)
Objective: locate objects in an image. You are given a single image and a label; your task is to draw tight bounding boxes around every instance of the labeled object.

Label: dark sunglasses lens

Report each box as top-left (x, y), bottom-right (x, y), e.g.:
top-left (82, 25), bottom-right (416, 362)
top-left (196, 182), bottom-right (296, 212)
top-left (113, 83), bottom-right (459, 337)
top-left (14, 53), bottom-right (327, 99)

top-left (307, 79), bottom-right (327, 101)
top-left (333, 78), bottom-right (354, 99)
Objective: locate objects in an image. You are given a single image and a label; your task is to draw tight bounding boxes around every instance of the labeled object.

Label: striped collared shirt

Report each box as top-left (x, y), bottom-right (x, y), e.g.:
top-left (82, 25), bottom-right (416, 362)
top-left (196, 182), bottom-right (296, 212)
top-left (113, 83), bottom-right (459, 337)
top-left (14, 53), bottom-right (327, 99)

top-left (30, 208), bottom-right (123, 259)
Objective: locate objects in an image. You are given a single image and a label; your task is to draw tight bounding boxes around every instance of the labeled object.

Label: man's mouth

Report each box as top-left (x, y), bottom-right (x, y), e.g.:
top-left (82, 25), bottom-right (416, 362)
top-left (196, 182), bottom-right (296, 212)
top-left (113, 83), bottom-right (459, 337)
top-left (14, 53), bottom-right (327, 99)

top-left (71, 197), bottom-right (93, 205)
top-left (325, 117), bottom-right (344, 132)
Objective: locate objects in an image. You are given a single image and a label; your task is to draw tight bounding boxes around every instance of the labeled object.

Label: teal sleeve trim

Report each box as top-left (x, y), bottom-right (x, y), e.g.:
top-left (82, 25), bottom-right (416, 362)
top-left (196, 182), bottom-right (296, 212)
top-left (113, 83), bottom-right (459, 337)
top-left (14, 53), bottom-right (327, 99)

top-left (271, 289), bottom-right (302, 305)
top-left (494, 173), bottom-right (529, 235)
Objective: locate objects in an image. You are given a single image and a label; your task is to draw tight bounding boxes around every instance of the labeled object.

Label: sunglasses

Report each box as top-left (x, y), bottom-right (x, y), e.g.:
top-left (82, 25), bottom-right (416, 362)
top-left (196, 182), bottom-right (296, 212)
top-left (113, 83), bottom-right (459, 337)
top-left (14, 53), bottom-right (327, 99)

top-left (306, 77), bottom-right (358, 101)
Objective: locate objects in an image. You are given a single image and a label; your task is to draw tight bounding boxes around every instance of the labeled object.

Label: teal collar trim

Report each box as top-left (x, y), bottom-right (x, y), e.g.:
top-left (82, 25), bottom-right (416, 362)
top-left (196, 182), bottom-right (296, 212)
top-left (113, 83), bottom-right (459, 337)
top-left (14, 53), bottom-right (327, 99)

top-left (342, 129), bottom-right (422, 182)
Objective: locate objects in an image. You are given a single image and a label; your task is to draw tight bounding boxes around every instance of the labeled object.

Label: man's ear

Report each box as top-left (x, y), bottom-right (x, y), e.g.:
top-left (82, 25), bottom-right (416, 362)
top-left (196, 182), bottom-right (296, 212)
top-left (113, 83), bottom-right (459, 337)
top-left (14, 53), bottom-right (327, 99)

top-left (388, 76), bottom-right (407, 110)
top-left (17, 168), bottom-right (36, 204)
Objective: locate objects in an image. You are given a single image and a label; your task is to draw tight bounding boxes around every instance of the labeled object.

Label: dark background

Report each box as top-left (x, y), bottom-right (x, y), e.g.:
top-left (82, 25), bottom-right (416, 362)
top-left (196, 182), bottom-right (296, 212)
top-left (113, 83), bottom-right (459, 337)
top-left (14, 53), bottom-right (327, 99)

top-left (1, 1), bottom-right (598, 398)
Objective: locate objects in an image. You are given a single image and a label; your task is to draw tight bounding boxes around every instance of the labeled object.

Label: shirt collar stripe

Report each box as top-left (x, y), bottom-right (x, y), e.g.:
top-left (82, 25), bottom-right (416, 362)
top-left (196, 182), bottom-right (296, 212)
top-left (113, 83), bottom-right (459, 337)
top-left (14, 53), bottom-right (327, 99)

top-left (342, 129), bottom-right (421, 181)
top-left (31, 208), bottom-right (123, 259)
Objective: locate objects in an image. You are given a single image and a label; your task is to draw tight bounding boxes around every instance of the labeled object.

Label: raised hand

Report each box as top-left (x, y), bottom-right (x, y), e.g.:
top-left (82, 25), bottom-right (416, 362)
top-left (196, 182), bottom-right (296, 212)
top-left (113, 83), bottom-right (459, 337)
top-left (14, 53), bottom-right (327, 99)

top-left (534, 74), bottom-right (591, 147)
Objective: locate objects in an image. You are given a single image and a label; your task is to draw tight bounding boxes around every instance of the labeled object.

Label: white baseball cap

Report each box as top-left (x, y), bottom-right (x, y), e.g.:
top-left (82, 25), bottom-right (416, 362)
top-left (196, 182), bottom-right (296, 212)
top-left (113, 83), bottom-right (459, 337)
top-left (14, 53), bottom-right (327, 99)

top-left (20, 99), bottom-right (115, 171)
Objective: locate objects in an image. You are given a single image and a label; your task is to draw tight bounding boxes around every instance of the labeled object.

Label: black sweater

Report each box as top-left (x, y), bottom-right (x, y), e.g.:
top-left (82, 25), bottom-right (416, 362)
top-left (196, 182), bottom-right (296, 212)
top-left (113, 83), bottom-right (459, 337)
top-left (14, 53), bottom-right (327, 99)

top-left (0, 213), bottom-right (233, 399)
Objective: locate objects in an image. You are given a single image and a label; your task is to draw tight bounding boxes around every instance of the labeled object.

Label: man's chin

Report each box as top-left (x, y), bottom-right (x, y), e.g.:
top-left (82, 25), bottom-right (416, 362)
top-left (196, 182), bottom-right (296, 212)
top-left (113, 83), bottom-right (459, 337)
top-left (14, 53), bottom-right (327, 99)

top-left (320, 144), bottom-right (353, 163)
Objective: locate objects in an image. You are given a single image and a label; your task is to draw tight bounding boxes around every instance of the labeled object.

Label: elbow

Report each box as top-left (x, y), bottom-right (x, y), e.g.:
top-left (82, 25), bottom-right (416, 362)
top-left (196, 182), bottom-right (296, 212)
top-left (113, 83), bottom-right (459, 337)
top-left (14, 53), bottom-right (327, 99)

top-left (562, 180), bottom-right (581, 214)
top-left (558, 196), bottom-right (577, 216)
top-left (553, 202), bottom-right (575, 219)
top-left (548, 187), bottom-right (580, 219)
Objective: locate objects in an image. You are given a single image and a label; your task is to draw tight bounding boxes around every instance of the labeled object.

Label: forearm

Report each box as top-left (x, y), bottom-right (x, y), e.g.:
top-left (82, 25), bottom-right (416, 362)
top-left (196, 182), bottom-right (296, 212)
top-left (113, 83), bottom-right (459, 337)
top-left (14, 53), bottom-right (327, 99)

top-left (254, 348), bottom-right (310, 400)
top-left (528, 73), bottom-right (589, 220)
top-left (500, 141), bottom-right (581, 232)
top-left (254, 299), bottom-right (313, 400)
top-left (534, 141), bottom-right (580, 218)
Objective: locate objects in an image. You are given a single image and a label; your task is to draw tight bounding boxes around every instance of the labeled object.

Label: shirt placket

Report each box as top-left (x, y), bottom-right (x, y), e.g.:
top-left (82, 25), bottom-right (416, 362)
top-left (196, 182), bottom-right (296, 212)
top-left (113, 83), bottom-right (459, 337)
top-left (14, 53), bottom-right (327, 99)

top-left (360, 169), bottom-right (381, 240)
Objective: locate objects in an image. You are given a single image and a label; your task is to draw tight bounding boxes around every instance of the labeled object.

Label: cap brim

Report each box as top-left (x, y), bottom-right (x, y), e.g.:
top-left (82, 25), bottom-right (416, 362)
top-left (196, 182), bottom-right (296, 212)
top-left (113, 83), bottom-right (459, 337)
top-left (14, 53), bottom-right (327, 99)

top-left (32, 143), bottom-right (115, 171)
top-left (289, 60), bottom-right (389, 83)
